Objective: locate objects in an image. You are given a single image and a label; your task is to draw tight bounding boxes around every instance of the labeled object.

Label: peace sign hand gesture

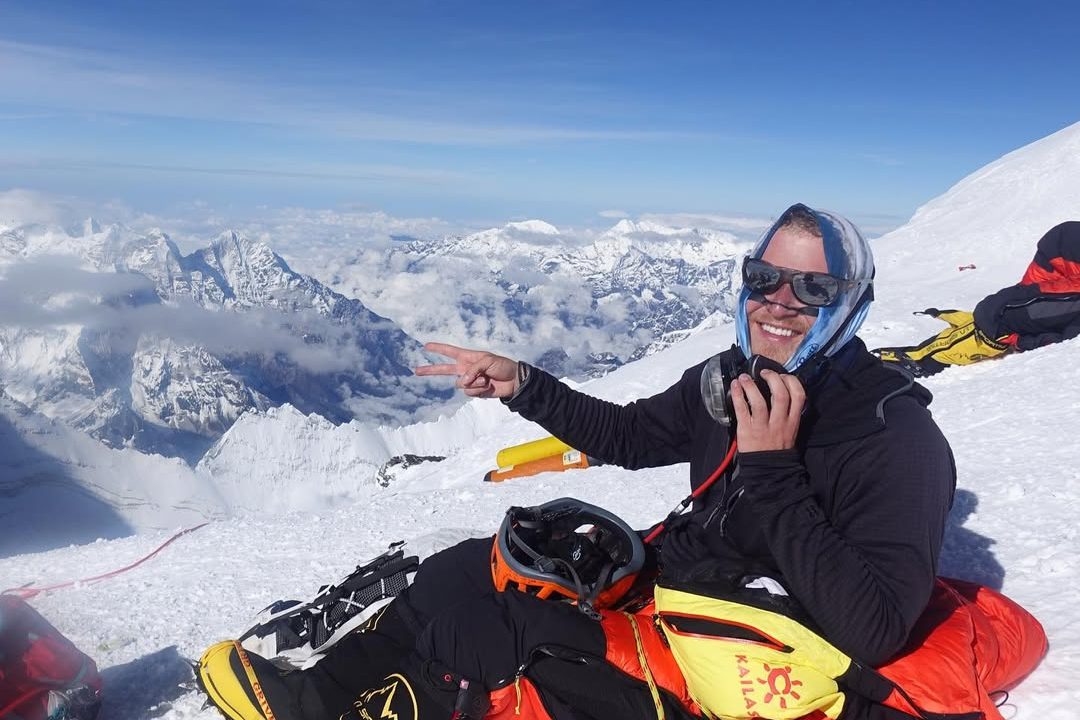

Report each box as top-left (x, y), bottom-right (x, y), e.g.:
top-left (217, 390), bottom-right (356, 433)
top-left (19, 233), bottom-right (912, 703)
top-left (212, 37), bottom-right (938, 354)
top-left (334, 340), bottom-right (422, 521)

top-left (414, 342), bottom-right (521, 399)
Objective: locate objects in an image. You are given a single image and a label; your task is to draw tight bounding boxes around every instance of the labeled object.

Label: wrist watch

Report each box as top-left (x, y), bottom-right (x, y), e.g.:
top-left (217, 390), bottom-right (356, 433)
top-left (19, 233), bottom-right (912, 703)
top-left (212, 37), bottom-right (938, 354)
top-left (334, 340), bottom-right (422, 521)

top-left (503, 361), bottom-right (533, 405)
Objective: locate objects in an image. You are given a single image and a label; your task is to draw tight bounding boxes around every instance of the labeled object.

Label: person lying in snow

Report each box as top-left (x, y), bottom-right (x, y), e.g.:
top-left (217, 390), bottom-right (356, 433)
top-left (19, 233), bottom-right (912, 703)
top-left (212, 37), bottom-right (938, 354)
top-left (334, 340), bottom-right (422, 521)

top-left (875, 220), bottom-right (1080, 376)
top-left (196, 205), bottom-right (1045, 720)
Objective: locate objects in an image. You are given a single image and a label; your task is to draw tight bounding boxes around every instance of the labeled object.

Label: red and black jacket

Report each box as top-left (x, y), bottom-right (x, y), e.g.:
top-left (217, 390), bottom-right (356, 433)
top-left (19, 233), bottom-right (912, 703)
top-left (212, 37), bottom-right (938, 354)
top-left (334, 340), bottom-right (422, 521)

top-left (974, 221), bottom-right (1080, 350)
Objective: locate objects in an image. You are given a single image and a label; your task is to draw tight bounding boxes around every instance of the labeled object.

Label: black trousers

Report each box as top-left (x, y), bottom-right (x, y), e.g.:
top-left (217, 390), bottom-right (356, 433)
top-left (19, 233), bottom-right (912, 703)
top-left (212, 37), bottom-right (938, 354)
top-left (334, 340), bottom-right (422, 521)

top-left (243, 538), bottom-right (899, 720)
top-left (263, 537), bottom-right (697, 720)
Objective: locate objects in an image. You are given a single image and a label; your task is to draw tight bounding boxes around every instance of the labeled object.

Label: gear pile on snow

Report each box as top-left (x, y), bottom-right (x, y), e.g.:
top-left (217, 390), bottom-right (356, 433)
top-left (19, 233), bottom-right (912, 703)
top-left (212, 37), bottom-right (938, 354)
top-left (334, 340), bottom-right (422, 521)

top-left (874, 307), bottom-right (1011, 376)
top-left (876, 220), bottom-right (1080, 375)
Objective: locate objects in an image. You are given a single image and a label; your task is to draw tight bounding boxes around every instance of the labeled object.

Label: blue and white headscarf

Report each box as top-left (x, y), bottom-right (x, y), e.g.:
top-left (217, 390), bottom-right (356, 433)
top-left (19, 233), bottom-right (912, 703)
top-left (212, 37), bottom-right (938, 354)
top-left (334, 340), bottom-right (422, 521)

top-left (734, 204), bottom-right (875, 372)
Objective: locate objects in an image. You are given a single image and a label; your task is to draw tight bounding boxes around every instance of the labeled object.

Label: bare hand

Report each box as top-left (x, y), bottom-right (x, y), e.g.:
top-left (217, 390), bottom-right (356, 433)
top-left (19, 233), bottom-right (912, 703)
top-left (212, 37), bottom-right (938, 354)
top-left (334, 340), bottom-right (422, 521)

top-left (414, 342), bottom-right (520, 399)
top-left (730, 369), bottom-right (806, 452)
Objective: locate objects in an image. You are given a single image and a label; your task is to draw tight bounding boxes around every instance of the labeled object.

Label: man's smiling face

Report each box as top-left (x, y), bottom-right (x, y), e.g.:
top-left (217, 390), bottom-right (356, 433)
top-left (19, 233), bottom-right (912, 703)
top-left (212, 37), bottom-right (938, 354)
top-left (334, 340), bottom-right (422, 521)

top-left (745, 225), bottom-right (829, 365)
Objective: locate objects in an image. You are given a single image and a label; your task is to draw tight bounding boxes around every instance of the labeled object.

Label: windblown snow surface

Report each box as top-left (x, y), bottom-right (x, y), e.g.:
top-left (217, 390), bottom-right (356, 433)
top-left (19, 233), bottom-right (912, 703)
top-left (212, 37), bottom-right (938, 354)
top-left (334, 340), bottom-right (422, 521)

top-left (3, 121), bottom-right (1080, 719)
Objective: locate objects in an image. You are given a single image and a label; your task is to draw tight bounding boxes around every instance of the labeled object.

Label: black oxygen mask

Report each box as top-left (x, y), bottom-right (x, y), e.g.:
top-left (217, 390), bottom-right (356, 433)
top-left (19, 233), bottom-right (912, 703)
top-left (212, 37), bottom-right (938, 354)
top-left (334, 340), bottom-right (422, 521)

top-left (700, 346), bottom-right (790, 426)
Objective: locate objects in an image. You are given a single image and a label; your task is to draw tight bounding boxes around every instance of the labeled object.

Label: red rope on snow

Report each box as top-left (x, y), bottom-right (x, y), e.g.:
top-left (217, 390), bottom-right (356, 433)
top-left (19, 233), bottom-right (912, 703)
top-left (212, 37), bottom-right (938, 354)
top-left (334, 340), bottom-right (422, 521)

top-left (2, 522), bottom-right (210, 599)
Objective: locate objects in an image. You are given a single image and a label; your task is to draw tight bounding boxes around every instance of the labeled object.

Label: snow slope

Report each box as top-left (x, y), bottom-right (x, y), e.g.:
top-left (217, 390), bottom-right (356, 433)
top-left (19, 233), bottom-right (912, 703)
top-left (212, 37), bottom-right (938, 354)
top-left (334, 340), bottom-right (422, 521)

top-left (0, 390), bottom-right (224, 558)
top-left (866, 120), bottom-right (1080, 352)
top-left (4, 121), bottom-right (1080, 719)
top-left (196, 399), bottom-right (514, 514)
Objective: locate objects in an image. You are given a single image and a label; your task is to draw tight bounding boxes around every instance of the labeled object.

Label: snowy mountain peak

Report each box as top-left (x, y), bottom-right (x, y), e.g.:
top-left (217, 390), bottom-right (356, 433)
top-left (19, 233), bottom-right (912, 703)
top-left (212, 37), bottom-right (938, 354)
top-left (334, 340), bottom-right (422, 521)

top-left (591, 218), bottom-right (745, 270)
top-left (194, 230), bottom-right (297, 306)
top-left (505, 219), bottom-right (560, 235)
top-left (107, 227), bottom-right (184, 285)
top-left (603, 218), bottom-right (699, 238)
top-left (209, 229), bottom-right (281, 264)
top-left (607, 218), bottom-right (641, 235)
top-left (405, 221), bottom-right (568, 263)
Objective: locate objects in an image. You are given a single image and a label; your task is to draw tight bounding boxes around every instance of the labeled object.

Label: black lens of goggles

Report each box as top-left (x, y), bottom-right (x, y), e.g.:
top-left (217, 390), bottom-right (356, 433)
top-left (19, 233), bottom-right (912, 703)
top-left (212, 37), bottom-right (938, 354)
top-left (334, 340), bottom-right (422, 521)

top-left (742, 257), bottom-right (854, 307)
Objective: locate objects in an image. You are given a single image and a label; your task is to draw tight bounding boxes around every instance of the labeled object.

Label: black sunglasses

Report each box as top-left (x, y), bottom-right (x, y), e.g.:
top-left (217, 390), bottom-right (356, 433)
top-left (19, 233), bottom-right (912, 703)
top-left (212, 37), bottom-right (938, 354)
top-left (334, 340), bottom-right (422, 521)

top-left (742, 257), bottom-right (862, 307)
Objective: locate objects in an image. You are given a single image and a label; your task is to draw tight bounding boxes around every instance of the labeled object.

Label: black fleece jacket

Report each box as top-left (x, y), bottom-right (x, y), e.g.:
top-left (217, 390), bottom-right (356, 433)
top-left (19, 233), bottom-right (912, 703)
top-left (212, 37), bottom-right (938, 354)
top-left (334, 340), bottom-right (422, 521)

top-left (506, 338), bottom-right (956, 666)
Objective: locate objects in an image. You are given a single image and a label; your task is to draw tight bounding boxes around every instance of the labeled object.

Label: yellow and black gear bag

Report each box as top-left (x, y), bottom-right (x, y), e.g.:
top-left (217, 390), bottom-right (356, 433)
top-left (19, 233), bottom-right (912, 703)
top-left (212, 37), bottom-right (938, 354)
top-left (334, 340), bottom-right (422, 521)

top-left (874, 309), bottom-right (1010, 377)
top-left (654, 582), bottom-right (852, 720)
top-left (652, 576), bottom-right (1039, 720)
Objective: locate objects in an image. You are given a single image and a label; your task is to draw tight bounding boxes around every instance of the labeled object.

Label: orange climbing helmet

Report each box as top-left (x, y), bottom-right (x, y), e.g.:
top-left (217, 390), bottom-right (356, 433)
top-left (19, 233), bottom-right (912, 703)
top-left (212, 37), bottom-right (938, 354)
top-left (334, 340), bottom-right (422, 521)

top-left (491, 497), bottom-right (645, 612)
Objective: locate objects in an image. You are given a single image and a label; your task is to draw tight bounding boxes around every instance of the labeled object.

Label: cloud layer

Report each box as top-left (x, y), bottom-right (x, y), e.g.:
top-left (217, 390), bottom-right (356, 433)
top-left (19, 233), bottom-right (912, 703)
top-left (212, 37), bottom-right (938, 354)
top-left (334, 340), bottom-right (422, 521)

top-left (0, 255), bottom-right (375, 375)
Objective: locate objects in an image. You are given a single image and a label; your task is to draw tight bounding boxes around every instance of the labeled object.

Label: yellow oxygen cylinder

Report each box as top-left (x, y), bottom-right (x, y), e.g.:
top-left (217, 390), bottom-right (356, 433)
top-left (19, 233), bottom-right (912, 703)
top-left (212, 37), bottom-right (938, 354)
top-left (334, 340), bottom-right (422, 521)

top-left (484, 450), bottom-right (592, 483)
top-left (495, 436), bottom-right (574, 469)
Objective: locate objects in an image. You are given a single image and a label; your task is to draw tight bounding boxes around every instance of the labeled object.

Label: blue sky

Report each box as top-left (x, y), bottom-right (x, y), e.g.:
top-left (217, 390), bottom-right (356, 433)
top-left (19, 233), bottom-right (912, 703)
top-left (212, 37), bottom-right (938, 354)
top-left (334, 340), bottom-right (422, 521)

top-left (2, 0), bottom-right (1079, 232)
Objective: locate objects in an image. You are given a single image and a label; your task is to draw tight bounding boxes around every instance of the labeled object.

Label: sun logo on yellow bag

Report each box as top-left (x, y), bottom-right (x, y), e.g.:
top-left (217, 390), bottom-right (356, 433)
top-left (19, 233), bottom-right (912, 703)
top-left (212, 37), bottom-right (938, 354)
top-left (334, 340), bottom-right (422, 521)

top-left (758, 664), bottom-right (803, 710)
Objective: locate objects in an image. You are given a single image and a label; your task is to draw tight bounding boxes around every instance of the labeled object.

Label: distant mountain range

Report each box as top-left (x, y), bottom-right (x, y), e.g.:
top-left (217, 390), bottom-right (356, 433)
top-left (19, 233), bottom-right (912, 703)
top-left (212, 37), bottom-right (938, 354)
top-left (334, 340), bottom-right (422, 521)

top-left (0, 214), bottom-right (749, 465)
top-left (324, 217), bottom-right (749, 378)
top-left (0, 221), bottom-right (451, 462)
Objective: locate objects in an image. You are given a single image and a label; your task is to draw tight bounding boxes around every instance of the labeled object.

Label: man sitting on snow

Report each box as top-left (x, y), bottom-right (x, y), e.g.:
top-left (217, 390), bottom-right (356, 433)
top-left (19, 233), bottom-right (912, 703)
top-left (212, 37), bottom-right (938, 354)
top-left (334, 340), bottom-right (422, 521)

top-left (198, 204), bottom-right (963, 720)
top-left (418, 204), bottom-right (956, 663)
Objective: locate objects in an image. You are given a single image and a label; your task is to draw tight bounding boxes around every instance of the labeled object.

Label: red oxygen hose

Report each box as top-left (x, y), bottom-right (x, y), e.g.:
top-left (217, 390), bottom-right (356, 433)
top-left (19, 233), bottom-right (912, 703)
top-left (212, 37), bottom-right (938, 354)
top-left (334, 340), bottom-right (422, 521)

top-left (643, 441), bottom-right (737, 545)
